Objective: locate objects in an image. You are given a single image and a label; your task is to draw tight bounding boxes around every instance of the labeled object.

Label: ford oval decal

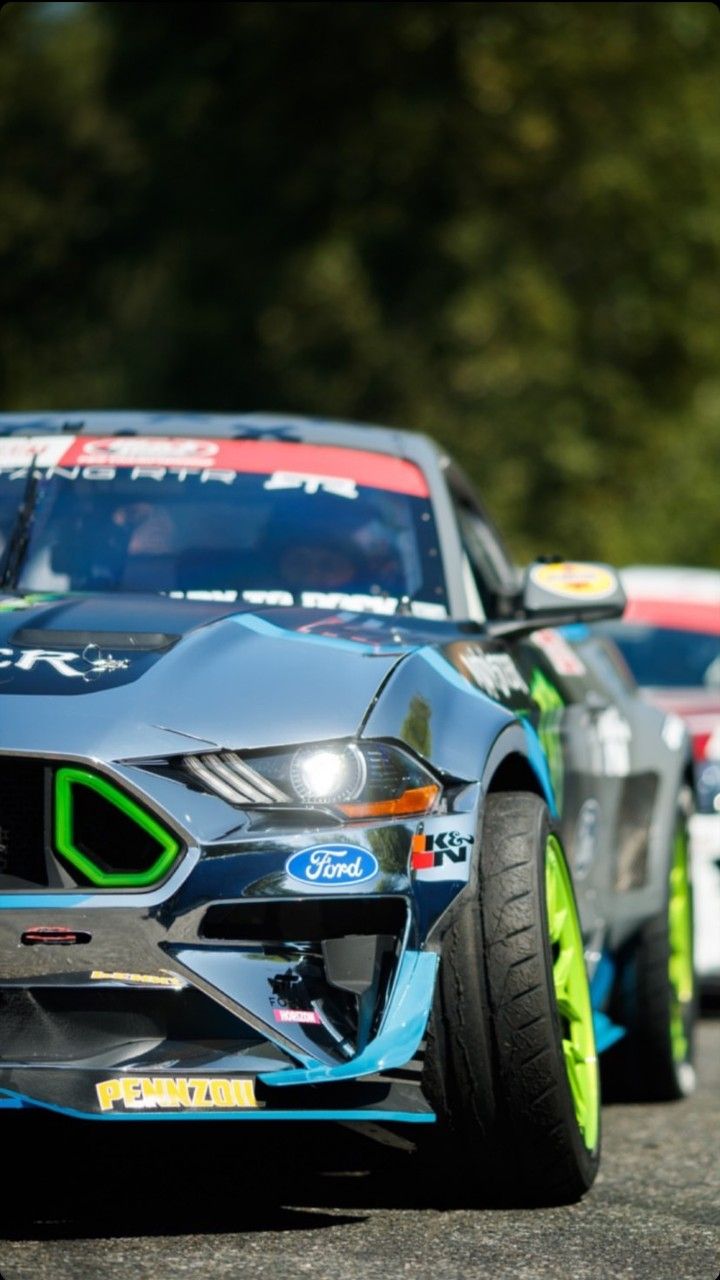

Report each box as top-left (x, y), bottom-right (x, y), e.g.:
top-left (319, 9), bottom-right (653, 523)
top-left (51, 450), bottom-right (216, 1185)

top-left (285, 844), bottom-right (379, 889)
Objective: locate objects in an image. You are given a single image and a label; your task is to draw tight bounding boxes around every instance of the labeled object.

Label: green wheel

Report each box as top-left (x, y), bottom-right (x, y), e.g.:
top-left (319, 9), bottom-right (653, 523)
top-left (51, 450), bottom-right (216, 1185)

top-left (424, 792), bottom-right (600, 1205)
top-left (546, 835), bottom-right (600, 1153)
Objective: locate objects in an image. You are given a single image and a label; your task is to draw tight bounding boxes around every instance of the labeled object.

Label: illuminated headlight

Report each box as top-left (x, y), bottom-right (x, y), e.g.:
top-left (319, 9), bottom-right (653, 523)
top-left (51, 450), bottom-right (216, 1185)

top-left (290, 744), bottom-right (367, 803)
top-left (183, 740), bottom-right (441, 818)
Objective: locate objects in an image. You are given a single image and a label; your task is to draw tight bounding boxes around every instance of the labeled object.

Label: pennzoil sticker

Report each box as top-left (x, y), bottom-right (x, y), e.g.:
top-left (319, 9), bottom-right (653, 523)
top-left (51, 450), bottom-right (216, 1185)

top-left (96, 1076), bottom-right (258, 1112)
top-left (530, 562), bottom-right (617, 601)
top-left (90, 970), bottom-right (184, 989)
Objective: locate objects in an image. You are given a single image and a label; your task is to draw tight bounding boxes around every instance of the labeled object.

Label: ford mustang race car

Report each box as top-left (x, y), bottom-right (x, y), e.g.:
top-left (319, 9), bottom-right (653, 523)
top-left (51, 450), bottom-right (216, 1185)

top-left (0, 412), bottom-right (696, 1205)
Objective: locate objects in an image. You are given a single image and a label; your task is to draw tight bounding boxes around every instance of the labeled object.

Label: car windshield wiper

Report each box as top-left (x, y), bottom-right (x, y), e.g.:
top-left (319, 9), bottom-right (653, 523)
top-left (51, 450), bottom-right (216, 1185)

top-left (0, 456), bottom-right (40, 590)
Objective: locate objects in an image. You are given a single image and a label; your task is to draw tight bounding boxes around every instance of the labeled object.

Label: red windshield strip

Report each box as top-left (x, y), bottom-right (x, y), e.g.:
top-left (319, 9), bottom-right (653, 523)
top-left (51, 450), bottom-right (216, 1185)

top-left (56, 438), bottom-right (430, 497)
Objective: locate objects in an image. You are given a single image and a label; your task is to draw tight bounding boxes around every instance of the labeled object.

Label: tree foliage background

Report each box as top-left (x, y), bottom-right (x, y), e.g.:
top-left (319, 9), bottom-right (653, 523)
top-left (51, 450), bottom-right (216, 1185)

top-left (1, 1), bottom-right (719, 565)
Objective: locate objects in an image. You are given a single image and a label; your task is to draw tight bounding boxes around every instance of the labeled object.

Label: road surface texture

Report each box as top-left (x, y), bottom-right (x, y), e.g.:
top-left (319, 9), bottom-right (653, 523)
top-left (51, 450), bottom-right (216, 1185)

top-left (0, 1017), bottom-right (717, 1280)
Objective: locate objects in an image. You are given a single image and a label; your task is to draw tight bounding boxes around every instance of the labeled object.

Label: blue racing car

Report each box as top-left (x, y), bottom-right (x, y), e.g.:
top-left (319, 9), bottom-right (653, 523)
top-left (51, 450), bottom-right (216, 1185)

top-left (0, 413), bottom-right (696, 1204)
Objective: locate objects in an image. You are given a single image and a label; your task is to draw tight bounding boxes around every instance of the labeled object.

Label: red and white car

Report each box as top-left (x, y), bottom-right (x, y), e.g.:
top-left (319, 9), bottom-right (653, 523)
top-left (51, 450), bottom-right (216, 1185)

top-left (602, 567), bottom-right (720, 989)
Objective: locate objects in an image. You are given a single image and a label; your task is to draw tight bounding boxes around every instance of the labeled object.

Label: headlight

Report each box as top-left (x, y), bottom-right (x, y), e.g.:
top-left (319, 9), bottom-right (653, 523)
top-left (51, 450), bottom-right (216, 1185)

top-left (290, 743), bottom-right (366, 803)
top-left (183, 740), bottom-right (440, 819)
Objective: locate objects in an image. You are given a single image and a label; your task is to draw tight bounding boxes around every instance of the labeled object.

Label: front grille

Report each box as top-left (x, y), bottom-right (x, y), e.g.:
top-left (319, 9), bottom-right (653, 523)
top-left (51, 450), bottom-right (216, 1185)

top-left (0, 758), bottom-right (48, 887)
top-left (0, 758), bottom-right (182, 891)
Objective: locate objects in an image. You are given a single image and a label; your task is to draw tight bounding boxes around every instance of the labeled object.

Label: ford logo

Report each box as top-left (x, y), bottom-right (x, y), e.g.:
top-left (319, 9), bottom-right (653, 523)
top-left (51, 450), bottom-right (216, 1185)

top-left (285, 844), bottom-right (379, 889)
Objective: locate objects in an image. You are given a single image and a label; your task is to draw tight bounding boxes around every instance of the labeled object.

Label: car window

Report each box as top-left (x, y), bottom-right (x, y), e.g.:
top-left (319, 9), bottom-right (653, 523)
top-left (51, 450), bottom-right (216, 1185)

top-left (0, 439), bottom-right (450, 618)
top-left (446, 481), bottom-right (518, 618)
top-left (599, 623), bottom-right (720, 688)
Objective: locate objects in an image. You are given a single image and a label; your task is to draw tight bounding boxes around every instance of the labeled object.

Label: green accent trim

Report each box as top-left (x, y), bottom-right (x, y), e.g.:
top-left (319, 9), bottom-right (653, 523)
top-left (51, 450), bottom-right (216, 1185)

top-left (545, 835), bottom-right (599, 1152)
top-left (54, 767), bottom-right (180, 888)
top-left (530, 668), bottom-right (565, 812)
top-left (668, 822), bottom-right (693, 1064)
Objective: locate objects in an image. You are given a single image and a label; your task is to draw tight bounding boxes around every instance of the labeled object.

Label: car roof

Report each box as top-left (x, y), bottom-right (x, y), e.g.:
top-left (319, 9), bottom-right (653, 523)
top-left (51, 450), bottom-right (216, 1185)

top-left (0, 410), bottom-right (445, 470)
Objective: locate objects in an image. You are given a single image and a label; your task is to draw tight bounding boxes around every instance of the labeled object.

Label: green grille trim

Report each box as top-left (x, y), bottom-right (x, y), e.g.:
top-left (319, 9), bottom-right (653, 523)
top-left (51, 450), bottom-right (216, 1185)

top-left (54, 767), bottom-right (180, 888)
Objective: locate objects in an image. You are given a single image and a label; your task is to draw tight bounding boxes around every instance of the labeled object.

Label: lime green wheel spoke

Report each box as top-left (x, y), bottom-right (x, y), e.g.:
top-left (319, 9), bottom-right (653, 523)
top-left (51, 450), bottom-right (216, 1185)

top-left (545, 836), bottom-right (599, 1152)
top-left (668, 825), bottom-right (694, 1064)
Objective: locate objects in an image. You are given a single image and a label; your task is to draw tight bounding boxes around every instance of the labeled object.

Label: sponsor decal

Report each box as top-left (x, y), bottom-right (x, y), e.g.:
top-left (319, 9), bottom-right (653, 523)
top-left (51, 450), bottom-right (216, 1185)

top-left (0, 647), bottom-right (130, 679)
top-left (285, 844), bottom-right (379, 888)
top-left (573, 799), bottom-right (599, 880)
top-left (90, 970), bottom-right (184, 989)
top-left (165, 589), bottom-right (446, 619)
top-left (264, 471), bottom-right (359, 500)
top-left (1, 438), bottom-right (430, 497)
top-left (273, 1008), bottom-right (321, 1025)
top-left (73, 438), bottom-right (220, 466)
top-left (95, 1076), bottom-right (257, 1112)
top-left (530, 562), bottom-right (617, 601)
top-left (411, 825), bottom-right (474, 879)
top-left (0, 437), bottom-right (72, 468)
top-left (530, 628), bottom-right (586, 677)
top-left (459, 646), bottom-right (529, 700)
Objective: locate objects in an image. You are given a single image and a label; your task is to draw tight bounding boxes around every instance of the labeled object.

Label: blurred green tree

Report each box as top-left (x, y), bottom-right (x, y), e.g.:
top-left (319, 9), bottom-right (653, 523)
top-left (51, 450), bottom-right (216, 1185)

top-left (1, 1), bottom-right (719, 567)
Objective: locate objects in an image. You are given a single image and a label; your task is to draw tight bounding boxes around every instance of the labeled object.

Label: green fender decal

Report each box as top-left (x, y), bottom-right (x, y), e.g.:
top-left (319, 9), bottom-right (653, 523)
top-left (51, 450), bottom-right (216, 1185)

top-left (530, 667), bottom-right (566, 812)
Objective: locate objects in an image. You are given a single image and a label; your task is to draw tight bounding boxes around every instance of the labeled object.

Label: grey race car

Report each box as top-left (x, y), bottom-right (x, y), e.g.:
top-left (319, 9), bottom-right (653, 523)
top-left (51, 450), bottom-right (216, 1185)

top-left (0, 413), bottom-right (696, 1204)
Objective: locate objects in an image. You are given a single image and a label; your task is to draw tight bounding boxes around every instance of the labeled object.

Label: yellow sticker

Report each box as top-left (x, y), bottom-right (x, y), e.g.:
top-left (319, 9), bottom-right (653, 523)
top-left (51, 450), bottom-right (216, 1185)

top-left (530, 562), bottom-right (617, 601)
top-left (90, 970), bottom-right (184, 989)
top-left (95, 1076), bottom-right (258, 1112)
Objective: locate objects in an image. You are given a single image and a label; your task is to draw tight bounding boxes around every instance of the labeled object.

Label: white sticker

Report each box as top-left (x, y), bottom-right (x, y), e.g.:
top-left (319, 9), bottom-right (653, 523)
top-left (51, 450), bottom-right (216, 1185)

top-left (264, 471), bottom-right (358, 500)
top-left (662, 714), bottom-right (687, 752)
top-left (0, 647), bottom-right (129, 679)
top-left (0, 437), bottom-right (73, 468)
top-left (77, 438), bottom-right (219, 465)
top-left (594, 706), bottom-right (632, 777)
top-left (460, 647), bottom-right (529, 699)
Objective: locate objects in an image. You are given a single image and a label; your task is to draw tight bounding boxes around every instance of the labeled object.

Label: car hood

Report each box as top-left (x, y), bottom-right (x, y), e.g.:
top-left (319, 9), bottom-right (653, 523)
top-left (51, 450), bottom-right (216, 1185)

top-left (0, 594), bottom-right (411, 760)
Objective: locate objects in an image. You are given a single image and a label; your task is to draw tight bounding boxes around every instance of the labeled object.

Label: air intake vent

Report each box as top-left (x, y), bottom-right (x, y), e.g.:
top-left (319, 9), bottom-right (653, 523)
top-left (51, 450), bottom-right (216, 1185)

top-left (0, 758), bottom-right (48, 887)
top-left (184, 752), bottom-right (289, 806)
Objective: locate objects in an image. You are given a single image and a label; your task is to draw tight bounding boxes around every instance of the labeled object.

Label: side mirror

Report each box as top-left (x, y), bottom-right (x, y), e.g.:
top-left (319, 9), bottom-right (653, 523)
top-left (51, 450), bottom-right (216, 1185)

top-left (488, 559), bottom-right (626, 637)
top-left (523, 559), bottom-right (626, 620)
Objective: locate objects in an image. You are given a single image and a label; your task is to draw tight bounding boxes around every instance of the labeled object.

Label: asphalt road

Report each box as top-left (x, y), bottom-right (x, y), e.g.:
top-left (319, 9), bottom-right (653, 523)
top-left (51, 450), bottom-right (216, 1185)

top-left (1, 1017), bottom-right (718, 1280)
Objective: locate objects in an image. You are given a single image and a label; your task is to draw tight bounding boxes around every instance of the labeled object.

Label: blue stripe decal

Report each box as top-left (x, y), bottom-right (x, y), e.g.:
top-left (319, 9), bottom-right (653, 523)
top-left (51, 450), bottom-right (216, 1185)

top-left (261, 950), bottom-right (438, 1087)
top-left (519, 719), bottom-right (558, 817)
top-left (419, 648), bottom-right (501, 706)
top-left (0, 1091), bottom-right (435, 1124)
top-left (230, 613), bottom-right (373, 654)
top-left (0, 895), bottom-right (90, 909)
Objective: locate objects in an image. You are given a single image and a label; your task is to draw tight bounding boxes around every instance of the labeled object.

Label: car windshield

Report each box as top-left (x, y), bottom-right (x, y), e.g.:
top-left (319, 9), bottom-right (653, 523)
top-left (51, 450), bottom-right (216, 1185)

top-left (600, 623), bottom-right (720, 689)
top-left (0, 436), bottom-right (449, 616)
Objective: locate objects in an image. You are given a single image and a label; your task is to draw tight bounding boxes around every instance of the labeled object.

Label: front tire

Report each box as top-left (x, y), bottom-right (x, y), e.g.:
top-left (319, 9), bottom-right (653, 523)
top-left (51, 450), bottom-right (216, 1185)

top-left (424, 792), bottom-right (600, 1205)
